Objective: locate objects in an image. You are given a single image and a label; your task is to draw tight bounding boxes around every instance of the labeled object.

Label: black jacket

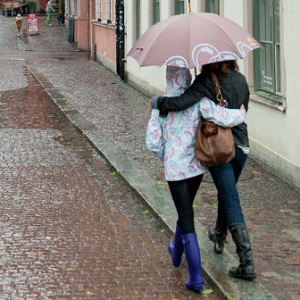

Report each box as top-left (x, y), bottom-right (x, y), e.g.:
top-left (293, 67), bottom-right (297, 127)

top-left (157, 69), bottom-right (250, 147)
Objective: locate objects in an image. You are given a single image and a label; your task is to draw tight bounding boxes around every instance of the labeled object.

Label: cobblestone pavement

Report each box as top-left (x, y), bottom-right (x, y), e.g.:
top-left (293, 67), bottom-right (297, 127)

top-left (1, 15), bottom-right (300, 300)
top-left (0, 16), bottom-right (220, 300)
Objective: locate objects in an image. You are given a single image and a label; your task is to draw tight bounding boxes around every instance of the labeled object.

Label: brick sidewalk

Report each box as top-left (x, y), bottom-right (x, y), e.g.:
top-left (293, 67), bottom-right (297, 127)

top-left (32, 53), bottom-right (300, 300)
top-left (0, 26), bottom-right (220, 300)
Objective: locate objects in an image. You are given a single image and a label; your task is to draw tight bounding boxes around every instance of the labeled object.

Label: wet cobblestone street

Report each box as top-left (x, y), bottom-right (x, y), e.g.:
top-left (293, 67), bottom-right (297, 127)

top-left (1, 14), bottom-right (300, 300)
top-left (0, 16), bottom-right (220, 300)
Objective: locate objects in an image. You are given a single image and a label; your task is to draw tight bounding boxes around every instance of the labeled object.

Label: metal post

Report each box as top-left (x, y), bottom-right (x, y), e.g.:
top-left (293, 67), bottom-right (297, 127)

top-left (115, 0), bottom-right (125, 80)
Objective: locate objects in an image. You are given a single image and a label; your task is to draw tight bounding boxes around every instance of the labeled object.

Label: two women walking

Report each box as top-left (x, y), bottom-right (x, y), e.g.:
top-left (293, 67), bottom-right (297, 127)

top-left (146, 61), bottom-right (255, 293)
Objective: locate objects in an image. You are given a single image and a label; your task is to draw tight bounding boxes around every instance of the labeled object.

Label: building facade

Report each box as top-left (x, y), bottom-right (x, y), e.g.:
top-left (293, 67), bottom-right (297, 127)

top-left (68, 0), bottom-right (300, 190)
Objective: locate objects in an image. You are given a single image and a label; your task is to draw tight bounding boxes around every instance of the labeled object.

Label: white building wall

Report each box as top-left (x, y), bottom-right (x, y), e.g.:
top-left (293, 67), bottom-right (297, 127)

top-left (126, 1), bottom-right (166, 95)
top-left (125, 0), bottom-right (300, 189)
top-left (246, 0), bottom-right (300, 188)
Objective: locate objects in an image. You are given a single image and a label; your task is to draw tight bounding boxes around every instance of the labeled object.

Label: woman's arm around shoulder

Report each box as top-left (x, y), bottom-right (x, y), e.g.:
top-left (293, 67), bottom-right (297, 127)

top-left (152, 75), bottom-right (206, 114)
top-left (200, 97), bottom-right (246, 127)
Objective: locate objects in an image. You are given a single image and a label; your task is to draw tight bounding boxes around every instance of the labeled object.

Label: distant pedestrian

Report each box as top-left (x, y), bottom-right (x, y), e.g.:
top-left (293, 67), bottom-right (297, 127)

top-left (45, 0), bottom-right (55, 26)
top-left (146, 66), bottom-right (246, 292)
top-left (57, 13), bottom-right (65, 25)
top-left (15, 14), bottom-right (23, 37)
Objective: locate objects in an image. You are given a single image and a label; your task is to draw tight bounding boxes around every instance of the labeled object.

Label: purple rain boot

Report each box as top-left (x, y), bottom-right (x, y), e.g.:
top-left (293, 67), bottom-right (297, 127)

top-left (168, 224), bottom-right (184, 267)
top-left (182, 232), bottom-right (204, 293)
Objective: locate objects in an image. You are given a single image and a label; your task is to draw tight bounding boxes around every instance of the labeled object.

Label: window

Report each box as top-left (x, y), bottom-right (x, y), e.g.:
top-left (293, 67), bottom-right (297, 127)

top-left (205, 0), bottom-right (219, 14)
top-left (174, 0), bottom-right (185, 14)
top-left (96, 0), bottom-right (101, 21)
top-left (253, 0), bottom-right (282, 103)
top-left (105, 0), bottom-right (111, 22)
top-left (153, 0), bottom-right (160, 24)
top-left (136, 0), bottom-right (141, 39)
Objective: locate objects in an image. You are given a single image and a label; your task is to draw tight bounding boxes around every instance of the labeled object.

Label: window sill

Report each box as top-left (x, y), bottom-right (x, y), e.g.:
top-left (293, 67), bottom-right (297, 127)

top-left (249, 88), bottom-right (287, 112)
top-left (92, 20), bottom-right (115, 29)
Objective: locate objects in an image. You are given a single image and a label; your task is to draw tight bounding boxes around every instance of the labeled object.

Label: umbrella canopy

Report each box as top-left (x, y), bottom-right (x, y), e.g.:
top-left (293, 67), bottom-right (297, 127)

top-left (127, 13), bottom-right (261, 68)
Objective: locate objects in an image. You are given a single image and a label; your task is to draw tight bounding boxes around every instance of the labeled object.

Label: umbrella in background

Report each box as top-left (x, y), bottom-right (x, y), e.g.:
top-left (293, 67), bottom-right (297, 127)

top-left (127, 12), bottom-right (261, 69)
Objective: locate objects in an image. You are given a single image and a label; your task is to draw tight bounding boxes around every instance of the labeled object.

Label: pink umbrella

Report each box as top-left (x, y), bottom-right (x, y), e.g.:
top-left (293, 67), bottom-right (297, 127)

top-left (127, 13), bottom-right (261, 68)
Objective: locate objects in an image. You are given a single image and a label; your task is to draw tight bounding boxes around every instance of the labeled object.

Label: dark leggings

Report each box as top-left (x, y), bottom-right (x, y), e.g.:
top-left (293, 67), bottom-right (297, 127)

top-left (168, 174), bottom-right (204, 234)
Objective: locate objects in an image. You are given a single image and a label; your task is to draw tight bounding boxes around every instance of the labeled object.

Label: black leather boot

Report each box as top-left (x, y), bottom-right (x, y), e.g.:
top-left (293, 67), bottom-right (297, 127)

top-left (208, 217), bottom-right (228, 254)
top-left (229, 224), bottom-right (256, 281)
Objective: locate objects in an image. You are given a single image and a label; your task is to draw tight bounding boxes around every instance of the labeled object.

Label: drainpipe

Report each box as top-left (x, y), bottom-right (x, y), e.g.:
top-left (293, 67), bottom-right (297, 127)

top-left (87, 0), bottom-right (91, 59)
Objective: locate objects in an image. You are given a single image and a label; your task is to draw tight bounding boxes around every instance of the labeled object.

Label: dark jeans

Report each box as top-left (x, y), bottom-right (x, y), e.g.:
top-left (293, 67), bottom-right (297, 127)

top-left (209, 147), bottom-right (248, 226)
top-left (168, 174), bottom-right (203, 234)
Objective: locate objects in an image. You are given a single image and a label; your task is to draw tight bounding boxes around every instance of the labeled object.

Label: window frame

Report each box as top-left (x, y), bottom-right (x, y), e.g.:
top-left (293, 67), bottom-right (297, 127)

top-left (253, 0), bottom-right (283, 104)
top-left (152, 0), bottom-right (160, 24)
top-left (205, 0), bottom-right (220, 14)
top-left (105, 0), bottom-right (112, 23)
top-left (135, 0), bottom-right (141, 40)
top-left (95, 0), bottom-right (102, 21)
top-left (174, 0), bottom-right (185, 15)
